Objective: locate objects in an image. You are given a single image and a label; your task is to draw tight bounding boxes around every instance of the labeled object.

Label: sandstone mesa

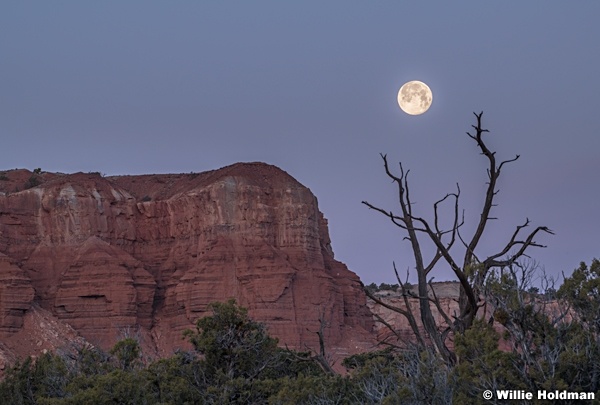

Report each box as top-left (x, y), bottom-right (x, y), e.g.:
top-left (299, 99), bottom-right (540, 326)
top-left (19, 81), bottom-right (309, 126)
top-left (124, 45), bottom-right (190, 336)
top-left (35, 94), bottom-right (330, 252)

top-left (0, 163), bottom-right (376, 368)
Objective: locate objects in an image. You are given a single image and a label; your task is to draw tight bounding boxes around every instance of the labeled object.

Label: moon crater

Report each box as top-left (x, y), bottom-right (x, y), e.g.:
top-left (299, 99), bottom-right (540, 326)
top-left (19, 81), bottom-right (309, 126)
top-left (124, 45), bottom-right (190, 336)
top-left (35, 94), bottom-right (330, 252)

top-left (398, 80), bottom-right (433, 115)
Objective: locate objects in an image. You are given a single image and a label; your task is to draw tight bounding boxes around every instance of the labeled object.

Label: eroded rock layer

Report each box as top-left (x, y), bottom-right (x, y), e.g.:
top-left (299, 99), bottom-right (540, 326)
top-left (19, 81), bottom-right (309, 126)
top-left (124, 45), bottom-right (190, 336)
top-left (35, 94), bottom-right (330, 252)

top-left (0, 163), bottom-right (374, 358)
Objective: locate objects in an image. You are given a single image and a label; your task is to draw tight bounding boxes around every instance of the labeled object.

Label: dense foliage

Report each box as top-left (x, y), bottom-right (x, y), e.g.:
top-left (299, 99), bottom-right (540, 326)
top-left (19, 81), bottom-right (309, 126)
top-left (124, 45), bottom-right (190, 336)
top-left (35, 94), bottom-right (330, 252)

top-left (2, 264), bottom-right (600, 404)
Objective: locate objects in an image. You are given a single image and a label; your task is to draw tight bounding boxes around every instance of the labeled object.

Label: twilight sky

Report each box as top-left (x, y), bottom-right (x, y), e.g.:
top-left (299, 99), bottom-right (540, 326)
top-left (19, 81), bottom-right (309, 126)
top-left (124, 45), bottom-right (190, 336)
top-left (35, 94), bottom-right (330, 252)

top-left (2, 2), bottom-right (599, 286)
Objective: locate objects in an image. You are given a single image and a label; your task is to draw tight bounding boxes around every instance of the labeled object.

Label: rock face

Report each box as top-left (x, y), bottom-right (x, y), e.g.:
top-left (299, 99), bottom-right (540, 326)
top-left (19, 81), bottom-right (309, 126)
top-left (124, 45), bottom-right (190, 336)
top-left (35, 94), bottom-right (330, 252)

top-left (0, 254), bottom-right (35, 333)
top-left (0, 163), bottom-right (374, 360)
top-left (367, 282), bottom-right (506, 350)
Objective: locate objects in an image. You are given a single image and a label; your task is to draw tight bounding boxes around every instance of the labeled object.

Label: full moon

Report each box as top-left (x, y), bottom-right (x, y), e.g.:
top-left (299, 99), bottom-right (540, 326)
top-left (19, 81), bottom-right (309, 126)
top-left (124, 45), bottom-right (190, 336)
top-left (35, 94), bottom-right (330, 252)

top-left (397, 80), bottom-right (433, 115)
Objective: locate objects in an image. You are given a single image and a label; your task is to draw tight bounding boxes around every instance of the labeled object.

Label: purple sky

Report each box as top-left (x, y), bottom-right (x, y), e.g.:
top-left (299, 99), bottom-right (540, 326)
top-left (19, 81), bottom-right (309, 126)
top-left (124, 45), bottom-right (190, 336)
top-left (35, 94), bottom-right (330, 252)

top-left (2, 2), bottom-right (599, 285)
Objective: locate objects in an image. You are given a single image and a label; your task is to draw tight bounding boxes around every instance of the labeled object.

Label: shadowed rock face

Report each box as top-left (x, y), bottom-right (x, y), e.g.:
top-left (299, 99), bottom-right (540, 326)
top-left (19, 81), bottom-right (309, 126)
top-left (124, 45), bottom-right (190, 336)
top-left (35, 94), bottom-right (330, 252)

top-left (0, 163), bottom-right (374, 359)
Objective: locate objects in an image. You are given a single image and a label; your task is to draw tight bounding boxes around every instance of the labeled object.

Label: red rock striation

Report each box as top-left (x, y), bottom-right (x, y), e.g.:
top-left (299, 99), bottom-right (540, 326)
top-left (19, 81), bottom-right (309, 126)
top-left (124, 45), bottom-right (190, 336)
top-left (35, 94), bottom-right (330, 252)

top-left (0, 163), bottom-right (374, 361)
top-left (0, 253), bottom-right (34, 333)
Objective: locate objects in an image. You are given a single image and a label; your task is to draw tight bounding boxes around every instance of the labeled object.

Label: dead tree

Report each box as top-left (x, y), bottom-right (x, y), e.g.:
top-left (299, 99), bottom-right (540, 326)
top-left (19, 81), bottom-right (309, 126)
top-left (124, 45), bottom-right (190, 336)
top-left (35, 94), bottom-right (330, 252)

top-left (287, 310), bottom-right (336, 375)
top-left (362, 112), bottom-right (553, 365)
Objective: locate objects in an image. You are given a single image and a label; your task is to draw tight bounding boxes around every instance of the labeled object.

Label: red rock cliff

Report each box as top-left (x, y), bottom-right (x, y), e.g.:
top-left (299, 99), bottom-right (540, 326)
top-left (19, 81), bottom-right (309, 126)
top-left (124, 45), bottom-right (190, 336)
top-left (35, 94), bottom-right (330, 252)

top-left (0, 163), bottom-right (374, 360)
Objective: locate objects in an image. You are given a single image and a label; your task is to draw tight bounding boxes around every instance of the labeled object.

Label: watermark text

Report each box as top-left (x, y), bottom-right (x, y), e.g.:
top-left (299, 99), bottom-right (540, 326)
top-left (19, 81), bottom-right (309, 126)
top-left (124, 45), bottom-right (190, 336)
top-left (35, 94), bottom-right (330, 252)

top-left (483, 389), bottom-right (595, 401)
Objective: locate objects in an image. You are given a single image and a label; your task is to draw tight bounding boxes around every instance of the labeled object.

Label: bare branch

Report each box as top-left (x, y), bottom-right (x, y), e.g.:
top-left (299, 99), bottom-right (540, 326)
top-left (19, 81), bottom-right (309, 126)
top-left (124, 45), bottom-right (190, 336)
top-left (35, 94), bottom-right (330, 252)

top-left (427, 280), bottom-right (455, 331)
top-left (363, 280), bottom-right (426, 348)
top-left (484, 224), bottom-right (554, 268)
top-left (404, 169), bottom-right (413, 216)
top-left (362, 201), bottom-right (406, 228)
top-left (463, 111), bottom-right (499, 269)
top-left (373, 312), bottom-right (404, 342)
top-left (303, 312), bottom-right (336, 375)
top-left (498, 154), bottom-right (520, 172)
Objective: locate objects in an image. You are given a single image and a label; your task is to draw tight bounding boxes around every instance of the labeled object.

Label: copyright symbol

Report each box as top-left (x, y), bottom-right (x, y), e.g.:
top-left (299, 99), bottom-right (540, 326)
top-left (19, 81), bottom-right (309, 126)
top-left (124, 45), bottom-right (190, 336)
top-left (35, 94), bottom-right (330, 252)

top-left (483, 390), bottom-right (493, 400)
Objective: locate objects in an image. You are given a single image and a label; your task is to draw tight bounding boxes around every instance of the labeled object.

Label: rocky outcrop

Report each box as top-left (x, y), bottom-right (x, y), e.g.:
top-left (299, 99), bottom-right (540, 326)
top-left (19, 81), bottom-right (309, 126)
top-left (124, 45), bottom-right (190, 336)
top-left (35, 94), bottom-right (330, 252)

top-left (54, 237), bottom-right (156, 345)
top-left (0, 163), bottom-right (374, 360)
top-left (367, 282), bottom-right (505, 350)
top-left (367, 283), bottom-right (462, 345)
